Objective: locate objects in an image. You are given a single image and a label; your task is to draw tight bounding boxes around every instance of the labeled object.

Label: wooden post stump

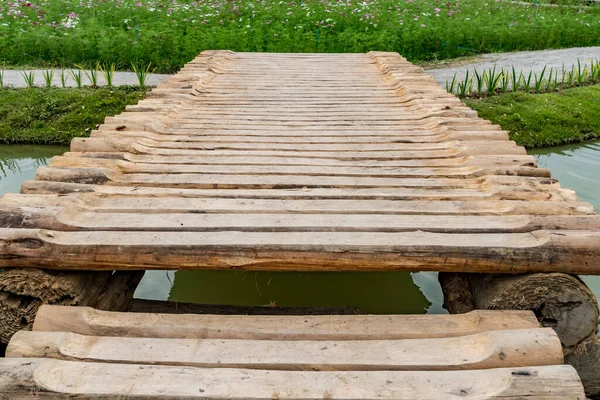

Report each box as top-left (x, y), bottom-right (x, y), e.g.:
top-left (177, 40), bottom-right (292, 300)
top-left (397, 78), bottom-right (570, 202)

top-left (439, 272), bottom-right (600, 398)
top-left (0, 268), bottom-right (144, 344)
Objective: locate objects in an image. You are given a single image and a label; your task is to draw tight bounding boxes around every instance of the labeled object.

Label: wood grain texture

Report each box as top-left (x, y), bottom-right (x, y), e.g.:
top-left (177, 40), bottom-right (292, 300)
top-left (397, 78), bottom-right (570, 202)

top-left (0, 50), bottom-right (598, 273)
top-left (0, 358), bottom-right (586, 399)
top-left (32, 305), bottom-right (540, 339)
top-left (6, 328), bottom-right (563, 371)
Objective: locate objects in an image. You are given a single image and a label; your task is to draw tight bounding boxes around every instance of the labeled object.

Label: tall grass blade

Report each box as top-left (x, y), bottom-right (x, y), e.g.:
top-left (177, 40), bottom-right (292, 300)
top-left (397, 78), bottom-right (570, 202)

top-left (566, 65), bottom-right (575, 86)
top-left (42, 69), bottom-right (53, 88)
top-left (457, 70), bottom-right (470, 98)
top-left (70, 69), bottom-right (83, 88)
top-left (483, 65), bottom-right (502, 95)
top-left (132, 62), bottom-right (156, 88)
top-left (59, 70), bottom-right (68, 88)
top-left (100, 63), bottom-right (116, 87)
top-left (511, 66), bottom-right (520, 92)
top-left (576, 59), bottom-right (586, 85)
top-left (533, 65), bottom-right (547, 93)
top-left (523, 71), bottom-right (533, 93)
top-left (473, 68), bottom-right (483, 95)
top-left (500, 69), bottom-right (509, 94)
top-left (20, 70), bottom-right (35, 88)
top-left (75, 64), bottom-right (99, 87)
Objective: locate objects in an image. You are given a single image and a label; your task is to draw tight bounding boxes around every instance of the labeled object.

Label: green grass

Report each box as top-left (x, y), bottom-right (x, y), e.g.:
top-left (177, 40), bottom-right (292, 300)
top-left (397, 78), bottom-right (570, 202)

top-left (465, 84), bottom-right (600, 148)
top-left (1, 0), bottom-right (600, 73)
top-left (2, 84), bottom-right (599, 149)
top-left (0, 87), bottom-right (147, 145)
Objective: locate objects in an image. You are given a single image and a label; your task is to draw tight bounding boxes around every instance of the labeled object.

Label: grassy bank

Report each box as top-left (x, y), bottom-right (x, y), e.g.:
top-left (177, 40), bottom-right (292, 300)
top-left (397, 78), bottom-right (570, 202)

top-left (0, 87), bottom-right (147, 145)
top-left (1, 0), bottom-right (600, 73)
top-left (465, 85), bottom-right (600, 148)
top-left (1, 85), bottom-right (598, 148)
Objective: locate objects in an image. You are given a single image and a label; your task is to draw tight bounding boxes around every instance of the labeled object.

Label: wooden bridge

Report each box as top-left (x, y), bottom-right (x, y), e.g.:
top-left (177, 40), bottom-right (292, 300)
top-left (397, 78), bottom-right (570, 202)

top-left (0, 51), bottom-right (599, 398)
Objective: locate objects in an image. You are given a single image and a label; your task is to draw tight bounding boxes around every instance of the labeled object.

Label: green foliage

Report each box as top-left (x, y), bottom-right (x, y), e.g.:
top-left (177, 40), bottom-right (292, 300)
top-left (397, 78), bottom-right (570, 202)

top-left (70, 69), bottom-right (83, 88)
top-left (76, 64), bottom-right (99, 87)
top-left (0, 0), bottom-right (599, 73)
top-left (20, 71), bottom-right (35, 88)
top-left (448, 59), bottom-right (600, 97)
top-left (465, 85), bottom-right (600, 148)
top-left (42, 70), bottom-right (54, 88)
top-left (0, 87), bottom-right (147, 145)
top-left (100, 63), bottom-right (116, 88)
top-left (132, 62), bottom-right (156, 87)
top-left (59, 70), bottom-right (68, 88)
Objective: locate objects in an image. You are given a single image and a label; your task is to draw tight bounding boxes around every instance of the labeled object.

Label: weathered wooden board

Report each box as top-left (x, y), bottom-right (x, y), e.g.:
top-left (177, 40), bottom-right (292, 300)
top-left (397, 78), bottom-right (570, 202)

top-left (3, 207), bottom-right (600, 233)
top-left (7, 328), bottom-right (562, 370)
top-left (2, 193), bottom-right (593, 215)
top-left (32, 305), bottom-right (540, 340)
top-left (1, 227), bottom-right (600, 273)
top-left (0, 50), bottom-right (598, 274)
top-left (18, 180), bottom-right (578, 202)
top-left (0, 359), bottom-right (585, 399)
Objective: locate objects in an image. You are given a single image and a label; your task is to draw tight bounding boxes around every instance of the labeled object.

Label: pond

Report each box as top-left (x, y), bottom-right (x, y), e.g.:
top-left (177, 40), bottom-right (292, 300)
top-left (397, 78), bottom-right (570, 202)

top-left (1, 142), bottom-right (599, 314)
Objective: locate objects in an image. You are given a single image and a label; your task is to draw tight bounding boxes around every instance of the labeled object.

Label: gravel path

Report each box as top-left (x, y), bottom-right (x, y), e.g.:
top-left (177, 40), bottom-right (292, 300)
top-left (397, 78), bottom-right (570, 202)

top-left (2, 47), bottom-right (600, 88)
top-left (424, 46), bottom-right (600, 87)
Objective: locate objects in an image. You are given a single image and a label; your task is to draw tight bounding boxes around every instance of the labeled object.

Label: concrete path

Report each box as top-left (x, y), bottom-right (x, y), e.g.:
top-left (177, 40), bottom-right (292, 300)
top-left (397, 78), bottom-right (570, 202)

top-left (0, 69), bottom-right (170, 88)
top-left (2, 46), bottom-right (600, 88)
top-left (424, 46), bottom-right (600, 87)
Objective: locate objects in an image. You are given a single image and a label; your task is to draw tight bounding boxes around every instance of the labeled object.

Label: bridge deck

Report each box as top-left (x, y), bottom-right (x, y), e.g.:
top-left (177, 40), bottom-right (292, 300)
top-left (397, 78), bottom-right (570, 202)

top-left (0, 305), bottom-right (586, 399)
top-left (1, 51), bottom-right (599, 273)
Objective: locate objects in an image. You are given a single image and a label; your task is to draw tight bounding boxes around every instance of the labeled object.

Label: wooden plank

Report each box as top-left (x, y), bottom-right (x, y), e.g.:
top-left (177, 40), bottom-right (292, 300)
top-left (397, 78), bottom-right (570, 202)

top-left (18, 180), bottom-right (578, 202)
top-left (72, 139), bottom-right (528, 159)
top-left (3, 207), bottom-right (600, 233)
top-left (60, 152), bottom-right (537, 168)
top-left (34, 168), bottom-right (571, 191)
top-left (7, 328), bottom-right (563, 371)
top-left (89, 130), bottom-right (510, 143)
top-left (46, 158), bottom-right (548, 179)
top-left (1, 228), bottom-right (600, 273)
top-left (2, 193), bottom-right (593, 215)
top-left (0, 359), bottom-right (586, 399)
top-left (32, 305), bottom-right (541, 339)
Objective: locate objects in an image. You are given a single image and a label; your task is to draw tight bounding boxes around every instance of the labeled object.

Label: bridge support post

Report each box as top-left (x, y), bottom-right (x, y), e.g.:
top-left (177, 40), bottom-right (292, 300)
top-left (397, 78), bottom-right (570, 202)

top-left (0, 268), bottom-right (144, 346)
top-left (439, 272), bottom-right (600, 398)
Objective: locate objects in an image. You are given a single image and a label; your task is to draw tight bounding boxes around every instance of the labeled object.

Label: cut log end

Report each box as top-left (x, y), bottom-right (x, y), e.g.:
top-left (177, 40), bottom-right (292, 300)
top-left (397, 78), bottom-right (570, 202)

top-left (0, 268), bottom-right (144, 344)
top-left (440, 271), bottom-right (600, 398)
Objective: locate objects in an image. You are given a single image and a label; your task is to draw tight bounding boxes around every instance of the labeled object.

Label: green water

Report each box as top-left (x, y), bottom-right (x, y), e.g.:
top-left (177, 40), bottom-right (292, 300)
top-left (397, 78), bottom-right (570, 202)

top-left (1, 142), bottom-right (599, 314)
top-left (528, 141), bottom-right (600, 298)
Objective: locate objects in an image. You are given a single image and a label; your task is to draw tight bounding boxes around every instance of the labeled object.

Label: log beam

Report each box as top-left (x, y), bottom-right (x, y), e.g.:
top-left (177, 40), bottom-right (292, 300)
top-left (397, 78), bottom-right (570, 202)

top-left (0, 268), bottom-right (143, 344)
top-left (439, 271), bottom-right (600, 398)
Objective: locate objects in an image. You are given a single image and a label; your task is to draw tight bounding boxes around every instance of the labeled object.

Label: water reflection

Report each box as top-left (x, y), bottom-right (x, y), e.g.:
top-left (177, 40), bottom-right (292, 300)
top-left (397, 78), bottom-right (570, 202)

top-left (0, 145), bottom-right (67, 193)
top-left (169, 270), bottom-right (432, 314)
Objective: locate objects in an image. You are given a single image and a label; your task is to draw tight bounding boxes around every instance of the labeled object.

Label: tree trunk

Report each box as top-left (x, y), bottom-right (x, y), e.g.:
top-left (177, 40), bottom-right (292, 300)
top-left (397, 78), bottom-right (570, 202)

top-left (0, 268), bottom-right (144, 344)
top-left (439, 272), bottom-right (600, 398)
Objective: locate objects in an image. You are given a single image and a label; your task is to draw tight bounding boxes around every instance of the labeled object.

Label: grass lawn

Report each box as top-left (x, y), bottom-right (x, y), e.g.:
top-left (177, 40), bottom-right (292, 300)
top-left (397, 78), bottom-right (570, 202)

top-left (0, 87), bottom-right (147, 145)
top-left (1, 84), bottom-right (599, 148)
top-left (465, 85), bottom-right (600, 148)
top-left (1, 0), bottom-right (600, 73)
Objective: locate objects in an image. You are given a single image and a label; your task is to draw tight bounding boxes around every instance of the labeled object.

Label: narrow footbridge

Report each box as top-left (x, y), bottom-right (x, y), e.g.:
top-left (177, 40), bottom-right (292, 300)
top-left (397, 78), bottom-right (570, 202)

top-left (0, 51), bottom-right (598, 398)
top-left (1, 51), bottom-right (599, 273)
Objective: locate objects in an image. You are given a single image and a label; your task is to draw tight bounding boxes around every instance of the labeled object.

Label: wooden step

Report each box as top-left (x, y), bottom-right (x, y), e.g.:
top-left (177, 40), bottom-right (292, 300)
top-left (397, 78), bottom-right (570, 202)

top-left (0, 305), bottom-right (586, 399)
top-left (0, 359), bottom-right (585, 399)
top-left (32, 306), bottom-right (540, 339)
